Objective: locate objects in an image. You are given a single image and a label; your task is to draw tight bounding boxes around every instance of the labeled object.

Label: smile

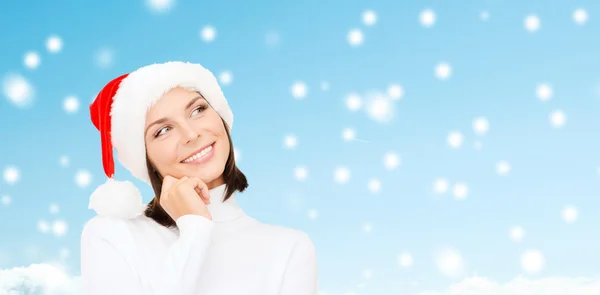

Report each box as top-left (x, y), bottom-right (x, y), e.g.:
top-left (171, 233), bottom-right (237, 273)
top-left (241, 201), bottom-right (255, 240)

top-left (181, 143), bottom-right (215, 163)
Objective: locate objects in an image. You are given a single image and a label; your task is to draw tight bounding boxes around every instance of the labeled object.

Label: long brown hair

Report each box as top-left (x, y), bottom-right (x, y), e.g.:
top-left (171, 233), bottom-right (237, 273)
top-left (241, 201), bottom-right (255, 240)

top-left (143, 119), bottom-right (248, 228)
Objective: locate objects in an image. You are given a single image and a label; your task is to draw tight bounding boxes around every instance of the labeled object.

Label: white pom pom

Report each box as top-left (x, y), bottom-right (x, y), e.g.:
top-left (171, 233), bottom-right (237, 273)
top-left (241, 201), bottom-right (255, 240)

top-left (89, 178), bottom-right (147, 219)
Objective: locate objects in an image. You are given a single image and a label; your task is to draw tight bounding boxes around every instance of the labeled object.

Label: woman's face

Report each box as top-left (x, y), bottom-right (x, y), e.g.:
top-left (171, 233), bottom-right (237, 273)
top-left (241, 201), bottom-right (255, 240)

top-left (144, 87), bottom-right (229, 189)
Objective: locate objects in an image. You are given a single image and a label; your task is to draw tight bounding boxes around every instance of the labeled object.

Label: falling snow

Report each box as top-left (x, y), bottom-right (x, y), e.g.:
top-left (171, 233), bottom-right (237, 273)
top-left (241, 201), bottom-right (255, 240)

top-left (23, 51), bottom-right (40, 69)
top-left (561, 206), bottom-right (578, 223)
top-left (95, 47), bottom-right (115, 69)
top-left (397, 252), bottom-right (414, 267)
top-left (420, 9), bottom-right (436, 27)
top-left (334, 167), bottom-right (350, 184)
top-left (524, 15), bottom-right (541, 32)
top-left (283, 134), bottom-right (298, 148)
top-left (345, 93), bottom-right (362, 111)
top-left (291, 81), bottom-right (307, 99)
top-left (46, 35), bottom-right (63, 53)
top-left (63, 96), bottom-right (80, 113)
top-left (521, 249), bottom-right (545, 274)
top-left (200, 25), bottom-right (217, 42)
top-left (510, 226), bottom-right (526, 242)
top-left (2, 74), bottom-right (35, 107)
top-left (347, 29), bottom-right (364, 46)
top-left (549, 110), bottom-right (566, 128)
top-left (219, 71), bottom-right (233, 85)
top-left (383, 152), bottom-right (400, 170)
top-left (447, 131), bottom-right (464, 149)
top-left (75, 170), bottom-right (92, 188)
top-left (573, 8), bottom-right (589, 25)
top-left (294, 166), bottom-right (308, 181)
top-left (362, 10), bottom-right (377, 26)
top-left (3, 166), bottom-right (20, 185)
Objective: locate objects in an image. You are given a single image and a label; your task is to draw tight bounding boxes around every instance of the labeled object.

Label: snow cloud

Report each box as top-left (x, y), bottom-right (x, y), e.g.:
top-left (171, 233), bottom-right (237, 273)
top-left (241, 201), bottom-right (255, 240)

top-left (416, 275), bottom-right (600, 295)
top-left (0, 263), bottom-right (80, 295)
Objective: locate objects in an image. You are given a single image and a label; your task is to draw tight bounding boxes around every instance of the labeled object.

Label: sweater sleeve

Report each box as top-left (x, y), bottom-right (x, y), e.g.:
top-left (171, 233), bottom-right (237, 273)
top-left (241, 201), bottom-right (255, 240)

top-left (80, 215), bottom-right (213, 295)
top-left (278, 232), bottom-right (319, 295)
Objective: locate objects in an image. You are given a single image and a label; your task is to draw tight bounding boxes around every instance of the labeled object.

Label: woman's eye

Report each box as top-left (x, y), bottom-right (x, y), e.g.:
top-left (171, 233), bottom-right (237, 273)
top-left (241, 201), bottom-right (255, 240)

top-left (155, 127), bottom-right (170, 137)
top-left (191, 105), bottom-right (206, 116)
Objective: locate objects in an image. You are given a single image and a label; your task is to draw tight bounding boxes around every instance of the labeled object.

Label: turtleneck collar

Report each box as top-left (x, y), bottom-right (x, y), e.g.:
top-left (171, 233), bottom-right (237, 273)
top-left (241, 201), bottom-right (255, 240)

top-left (206, 184), bottom-right (244, 222)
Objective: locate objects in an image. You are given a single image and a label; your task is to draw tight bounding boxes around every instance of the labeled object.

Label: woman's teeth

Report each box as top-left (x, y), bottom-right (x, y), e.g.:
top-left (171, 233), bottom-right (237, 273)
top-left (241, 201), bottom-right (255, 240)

top-left (182, 145), bottom-right (212, 163)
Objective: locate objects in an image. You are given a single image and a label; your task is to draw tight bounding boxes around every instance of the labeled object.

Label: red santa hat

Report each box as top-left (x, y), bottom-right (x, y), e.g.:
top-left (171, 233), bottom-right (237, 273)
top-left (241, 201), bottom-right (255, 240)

top-left (87, 61), bottom-right (234, 218)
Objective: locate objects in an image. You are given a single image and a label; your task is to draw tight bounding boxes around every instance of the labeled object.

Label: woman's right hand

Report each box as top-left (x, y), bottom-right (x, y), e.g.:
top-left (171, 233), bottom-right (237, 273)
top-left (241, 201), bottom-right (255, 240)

top-left (159, 176), bottom-right (212, 221)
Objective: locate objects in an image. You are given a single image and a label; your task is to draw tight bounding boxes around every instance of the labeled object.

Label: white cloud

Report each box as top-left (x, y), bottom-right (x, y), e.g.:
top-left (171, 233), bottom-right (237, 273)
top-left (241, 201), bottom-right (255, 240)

top-left (415, 275), bottom-right (600, 295)
top-left (0, 263), bottom-right (80, 295)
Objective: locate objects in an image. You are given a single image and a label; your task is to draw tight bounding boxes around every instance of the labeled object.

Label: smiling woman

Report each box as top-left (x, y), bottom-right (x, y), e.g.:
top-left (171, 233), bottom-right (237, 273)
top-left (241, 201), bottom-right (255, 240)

top-left (80, 61), bottom-right (318, 295)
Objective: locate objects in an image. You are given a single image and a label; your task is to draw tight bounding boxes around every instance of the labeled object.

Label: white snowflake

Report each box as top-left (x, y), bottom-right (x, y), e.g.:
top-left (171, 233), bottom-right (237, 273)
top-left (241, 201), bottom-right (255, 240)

top-left (219, 71), bottom-right (233, 85)
top-left (347, 29), bottom-right (364, 47)
top-left (366, 92), bottom-right (394, 123)
top-left (2, 74), bottom-right (35, 107)
top-left (367, 178), bottom-right (381, 193)
top-left (307, 209), bottom-right (318, 220)
top-left (561, 205), bottom-right (578, 223)
top-left (397, 252), bottom-right (414, 267)
top-left (472, 117), bottom-right (489, 135)
top-left (1, 195), bottom-right (11, 206)
top-left (521, 249), bottom-right (545, 274)
top-left (37, 220), bottom-right (50, 233)
top-left (452, 182), bottom-right (469, 200)
top-left (549, 110), bottom-right (566, 128)
top-left (435, 248), bottom-right (464, 278)
top-left (75, 170), bottom-right (92, 188)
top-left (480, 11), bottom-right (490, 21)
top-left (291, 81), bottom-right (307, 99)
top-left (433, 178), bottom-right (449, 194)
top-left (3, 166), bottom-right (20, 185)
top-left (524, 15), bottom-right (541, 32)
top-left (95, 47), bottom-right (114, 69)
top-left (447, 131), bottom-right (464, 148)
top-left (362, 222), bottom-right (373, 233)
top-left (24, 51), bottom-right (41, 69)
top-left (342, 128), bottom-right (356, 141)
top-left (59, 155), bottom-right (70, 167)
top-left (49, 203), bottom-right (60, 214)
top-left (509, 226), bottom-right (525, 242)
top-left (63, 95), bottom-right (80, 113)
top-left (419, 9), bottom-right (436, 27)
top-left (59, 248), bottom-right (70, 260)
top-left (294, 166), bottom-right (308, 181)
top-left (46, 35), bottom-right (63, 53)
top-left (387, 84), bottom-right (404, 100)
top-left (536, 83), bottom-right (553, 101)
top-left (573, 8), bottom-right (588, 25)
top-left (265, 31), bottom-right (281, 47)
top-left (345, 93), bottom-right (362, 111)
top-left (321, 81), bottom-right (330, 91)
top-left (200, 25), bottom-right (217, 42)
top-left (362, 10), bottom-right (377, 26)
top-left (496, 161), bottom-right (511, 176)
top-left (146, 0), bottom-right (174, 12)
top-left (383, 152), bottom-right (400, 170)
top-left (334, 167), bottom-right (350, 184)
top-left (283, 134), bottom-right (298, 149)
top-left (435, 62), bottom-right (452, 80)
top-left (52, 220), bottom-right (68, 237)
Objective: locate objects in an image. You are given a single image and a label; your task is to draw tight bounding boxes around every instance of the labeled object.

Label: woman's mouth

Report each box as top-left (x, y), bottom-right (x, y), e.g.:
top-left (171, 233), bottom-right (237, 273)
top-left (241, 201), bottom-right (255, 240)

top-left (181, 143), bottom-right (215, 164)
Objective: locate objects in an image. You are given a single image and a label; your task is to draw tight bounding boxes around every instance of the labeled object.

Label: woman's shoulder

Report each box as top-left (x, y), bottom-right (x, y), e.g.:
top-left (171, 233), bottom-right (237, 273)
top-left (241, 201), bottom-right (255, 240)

top-left (81, 213), bottom-right (159, 243)
top-left (243, 218), bottom-right (314, 249)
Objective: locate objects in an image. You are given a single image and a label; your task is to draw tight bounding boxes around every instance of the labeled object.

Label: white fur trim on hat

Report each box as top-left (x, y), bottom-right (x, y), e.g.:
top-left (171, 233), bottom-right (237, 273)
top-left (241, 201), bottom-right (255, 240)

top-left (110, 61), bottom-right (234, 184)
top-left (89, 178), bottom-right (147, 219)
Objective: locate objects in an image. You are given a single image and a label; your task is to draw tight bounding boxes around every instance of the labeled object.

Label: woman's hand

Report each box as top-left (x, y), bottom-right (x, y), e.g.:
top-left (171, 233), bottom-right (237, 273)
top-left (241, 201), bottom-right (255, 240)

top-left (159, 176), bottom-right (212, 221)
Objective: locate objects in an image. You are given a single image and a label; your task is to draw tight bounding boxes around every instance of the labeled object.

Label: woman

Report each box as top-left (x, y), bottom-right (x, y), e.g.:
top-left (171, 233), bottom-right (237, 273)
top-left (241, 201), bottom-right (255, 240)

top-left (80, 61), bottom-right (318, 295)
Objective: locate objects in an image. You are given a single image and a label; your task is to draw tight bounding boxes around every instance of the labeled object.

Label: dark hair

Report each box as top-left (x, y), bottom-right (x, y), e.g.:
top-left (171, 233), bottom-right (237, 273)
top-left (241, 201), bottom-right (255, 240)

top-left (143, 119), bottom-right (248, 228)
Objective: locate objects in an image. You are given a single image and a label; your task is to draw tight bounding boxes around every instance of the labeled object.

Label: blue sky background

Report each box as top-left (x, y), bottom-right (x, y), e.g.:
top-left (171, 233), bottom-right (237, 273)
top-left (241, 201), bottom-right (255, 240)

top-left (1, 0), bottom-right (600, 294)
